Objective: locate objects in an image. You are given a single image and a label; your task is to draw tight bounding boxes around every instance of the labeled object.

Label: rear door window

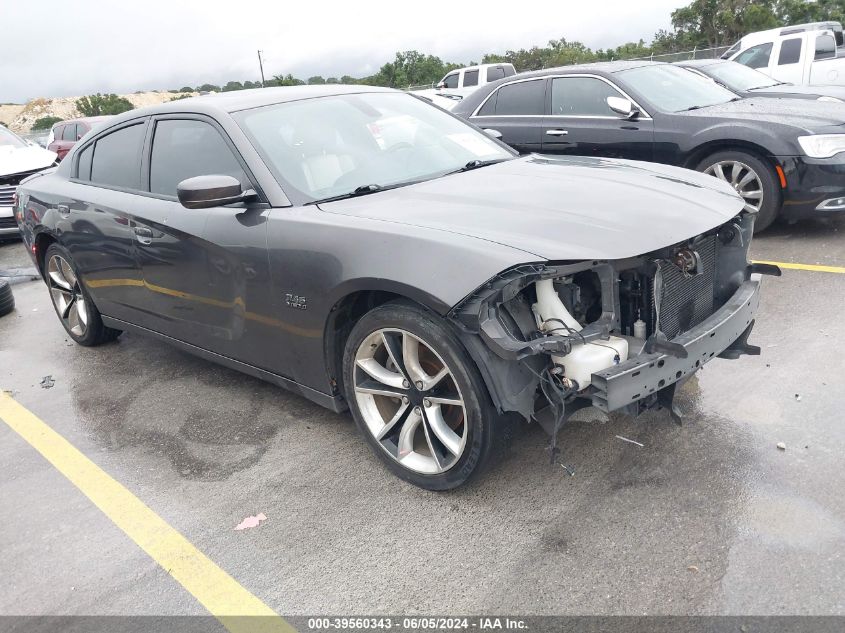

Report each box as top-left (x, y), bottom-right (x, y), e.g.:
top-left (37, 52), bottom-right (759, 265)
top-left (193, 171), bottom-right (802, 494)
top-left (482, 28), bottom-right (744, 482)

top-left (485, 66), bottom-right (506, 82)
top-left (483, 79), bottom-right (545, 115)
top-left (778, 38), bottom-right (802, 65)
top-left (149, 119), bottom-right (247, 197)
top-left (736, 42), bottom-right (773, 69)
top-left (551, 77), bottom-right (623, 116)
top-left (61, 124), bottom-right (77, 141)
top-left (90, 122), bottom-right (146, 190)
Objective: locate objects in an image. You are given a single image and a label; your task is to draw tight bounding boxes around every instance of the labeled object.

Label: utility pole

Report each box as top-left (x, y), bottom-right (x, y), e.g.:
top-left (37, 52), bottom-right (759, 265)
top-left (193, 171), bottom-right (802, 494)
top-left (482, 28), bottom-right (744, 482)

top-left (257, 50), bottom-right (266, 88)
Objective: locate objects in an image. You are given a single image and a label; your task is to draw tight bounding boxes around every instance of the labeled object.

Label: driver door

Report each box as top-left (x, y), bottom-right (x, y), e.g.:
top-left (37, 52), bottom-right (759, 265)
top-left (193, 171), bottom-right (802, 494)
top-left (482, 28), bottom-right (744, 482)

top-left (135, 115), bottom-right (273, 368)
top-left (541, 75), bottom-right (654, 162)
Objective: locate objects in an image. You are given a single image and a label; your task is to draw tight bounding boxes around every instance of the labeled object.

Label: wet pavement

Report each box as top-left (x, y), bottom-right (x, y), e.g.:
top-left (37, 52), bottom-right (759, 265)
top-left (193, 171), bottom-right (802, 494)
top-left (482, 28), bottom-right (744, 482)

top-left (1, 215), bottom-right (844, 617)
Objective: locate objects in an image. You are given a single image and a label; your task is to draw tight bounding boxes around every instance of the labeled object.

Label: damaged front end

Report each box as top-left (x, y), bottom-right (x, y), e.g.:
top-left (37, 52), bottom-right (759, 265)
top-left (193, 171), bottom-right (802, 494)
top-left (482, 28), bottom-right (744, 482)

top-left (449, 212), bottom-right (779, 456)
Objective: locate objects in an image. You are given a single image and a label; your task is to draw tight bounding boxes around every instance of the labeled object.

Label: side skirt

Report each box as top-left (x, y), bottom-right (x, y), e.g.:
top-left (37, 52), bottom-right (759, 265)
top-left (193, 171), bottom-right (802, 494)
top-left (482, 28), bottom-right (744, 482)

top-left (101, 316), bottom-right (347, 413)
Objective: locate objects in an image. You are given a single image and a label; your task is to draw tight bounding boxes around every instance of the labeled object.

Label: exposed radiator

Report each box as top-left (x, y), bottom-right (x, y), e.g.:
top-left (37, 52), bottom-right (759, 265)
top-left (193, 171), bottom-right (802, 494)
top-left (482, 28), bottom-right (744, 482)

top-left (653, 236), bottom-right (717, 339)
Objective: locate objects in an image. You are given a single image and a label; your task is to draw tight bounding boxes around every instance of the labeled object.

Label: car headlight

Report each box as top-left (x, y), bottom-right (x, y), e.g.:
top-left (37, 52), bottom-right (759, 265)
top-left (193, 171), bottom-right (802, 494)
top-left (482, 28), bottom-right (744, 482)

top-left (797, 134), bottom-right (845, 158)
top-left (817, 96), bottom-right (844, 103)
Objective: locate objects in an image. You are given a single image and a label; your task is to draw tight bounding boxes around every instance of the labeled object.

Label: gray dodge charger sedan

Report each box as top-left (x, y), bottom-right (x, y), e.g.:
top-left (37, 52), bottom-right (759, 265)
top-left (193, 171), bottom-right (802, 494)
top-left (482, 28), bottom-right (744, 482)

top-left (13, 86), bottom-right (776, 489)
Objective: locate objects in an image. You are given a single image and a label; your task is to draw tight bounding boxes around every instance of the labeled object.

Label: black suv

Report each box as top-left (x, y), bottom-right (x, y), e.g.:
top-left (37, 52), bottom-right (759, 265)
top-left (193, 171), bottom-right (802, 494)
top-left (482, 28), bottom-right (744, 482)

top-left (453, 61), bottom-right (845, 231)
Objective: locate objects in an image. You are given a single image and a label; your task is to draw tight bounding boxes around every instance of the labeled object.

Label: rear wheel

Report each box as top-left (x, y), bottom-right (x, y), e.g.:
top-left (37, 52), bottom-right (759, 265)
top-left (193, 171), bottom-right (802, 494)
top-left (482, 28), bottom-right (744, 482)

top-left (44, 243), bottom-right (121, 346)
top-left (697, 150), bottom-right (780, 232)
top-left (342, 301), bottom-right (495, 490)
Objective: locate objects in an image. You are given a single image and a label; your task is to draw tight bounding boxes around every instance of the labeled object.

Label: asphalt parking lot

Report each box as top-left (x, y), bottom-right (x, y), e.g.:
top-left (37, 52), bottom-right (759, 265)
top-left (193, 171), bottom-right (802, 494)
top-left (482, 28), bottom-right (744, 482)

top-left (1, 216), bottom-right (844, 622)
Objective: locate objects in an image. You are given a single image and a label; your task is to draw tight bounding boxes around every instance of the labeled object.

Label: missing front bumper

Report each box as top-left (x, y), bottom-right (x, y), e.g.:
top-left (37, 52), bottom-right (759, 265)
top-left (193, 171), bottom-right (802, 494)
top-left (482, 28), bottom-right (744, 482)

top-left (591, 277), bottom-right (762, 413)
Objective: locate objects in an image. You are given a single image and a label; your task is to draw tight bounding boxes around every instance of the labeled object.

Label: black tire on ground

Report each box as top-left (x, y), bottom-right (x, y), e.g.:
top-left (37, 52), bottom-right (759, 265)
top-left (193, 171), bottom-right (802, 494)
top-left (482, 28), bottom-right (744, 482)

top-left (43, 243), bottom-right (121, 346)
top-left (697, 150), bottom-right (781, 233)
top-left (342, 300), bottom-right (496, 490)
top-left (0, 278), bottom-right (14, 317)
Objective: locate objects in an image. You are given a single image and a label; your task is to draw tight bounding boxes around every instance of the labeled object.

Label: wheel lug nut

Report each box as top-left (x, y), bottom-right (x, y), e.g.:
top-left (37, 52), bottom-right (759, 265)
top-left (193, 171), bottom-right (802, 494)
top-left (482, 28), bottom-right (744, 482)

top-left (402, 396), bottom-right (409, 404)
top-left (423, 398), bottom-right (431, 408)
top-left (415, 381), bottom-right (423, 390)
top-left (402, 379), bottom-right (409, 388)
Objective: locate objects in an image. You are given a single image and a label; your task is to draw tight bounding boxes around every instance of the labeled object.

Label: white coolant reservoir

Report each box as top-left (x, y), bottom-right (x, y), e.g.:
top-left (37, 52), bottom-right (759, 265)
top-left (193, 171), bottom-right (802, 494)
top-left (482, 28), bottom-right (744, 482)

top-left (533, 279), bottom-right (628, 390)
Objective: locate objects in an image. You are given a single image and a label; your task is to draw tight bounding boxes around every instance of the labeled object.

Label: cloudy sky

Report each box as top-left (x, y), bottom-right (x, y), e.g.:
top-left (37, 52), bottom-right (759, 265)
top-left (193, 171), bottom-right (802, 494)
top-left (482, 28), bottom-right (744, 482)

top-left (3, 0), bottom-right (686, 103)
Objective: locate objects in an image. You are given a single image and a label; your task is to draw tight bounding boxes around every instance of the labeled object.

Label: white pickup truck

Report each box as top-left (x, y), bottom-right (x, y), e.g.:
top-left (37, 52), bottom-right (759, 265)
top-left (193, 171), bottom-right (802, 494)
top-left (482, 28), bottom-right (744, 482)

top-left (725, 22), bottom-right (845, 86)
top-left (413, 63), bottom-right (517, 109)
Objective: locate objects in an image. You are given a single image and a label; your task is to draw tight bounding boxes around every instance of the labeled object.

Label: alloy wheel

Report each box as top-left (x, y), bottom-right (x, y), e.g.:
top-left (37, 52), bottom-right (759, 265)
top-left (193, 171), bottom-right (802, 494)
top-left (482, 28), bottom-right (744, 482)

top-left (704, 160), bottom-right (763, 213)
top-left (353, 328), bottom-right (468, 474)
top-left (47, 255), bottom-right (89, 337)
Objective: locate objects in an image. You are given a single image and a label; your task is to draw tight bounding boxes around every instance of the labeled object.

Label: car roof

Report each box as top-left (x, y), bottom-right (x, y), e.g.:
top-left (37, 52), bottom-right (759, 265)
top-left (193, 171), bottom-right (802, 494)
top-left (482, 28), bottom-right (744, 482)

top-left (111, 84), bottom-right (399, 122)
top-left (675, 59), bottom-right (725, 68)
top-left (495, 59), bottom-right (665, 81)
top-left (53, 115), bottom-right (113, 129)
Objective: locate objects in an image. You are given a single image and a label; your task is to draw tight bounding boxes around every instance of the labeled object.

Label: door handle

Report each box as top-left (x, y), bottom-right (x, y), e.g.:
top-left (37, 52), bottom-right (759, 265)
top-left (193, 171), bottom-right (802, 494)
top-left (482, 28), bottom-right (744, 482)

top-left (134, 226), bottom-right (153, 245)
top-left (545, 129), bottom-right (569, 136)
top-left (57, 204), bottom-right (70, 216)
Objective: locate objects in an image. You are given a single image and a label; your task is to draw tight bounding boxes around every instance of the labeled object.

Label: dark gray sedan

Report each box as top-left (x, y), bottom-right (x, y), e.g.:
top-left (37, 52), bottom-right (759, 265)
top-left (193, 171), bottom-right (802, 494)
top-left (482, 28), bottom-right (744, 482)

top-left (14, 86), bottom-right (772, 489)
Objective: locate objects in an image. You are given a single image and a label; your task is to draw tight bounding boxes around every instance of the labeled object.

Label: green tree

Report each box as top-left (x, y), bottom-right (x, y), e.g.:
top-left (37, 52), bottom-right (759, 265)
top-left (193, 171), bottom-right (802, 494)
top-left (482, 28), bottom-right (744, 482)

top-left (222, 81), bottom-right (244, 92)
top-left (169, 94), bottom-right (193, 101)
top-left (243, 80), bottom-right (259, 89)
top-left (269, 74), bottom-right (305, 86)
top-left (75, 93), bottom-right (134, 117)
top-left (307, 75), bottom-right (327, 84)
top-left (197, 83), bottom-right (221, 92)
top-left (178, 86), bottom-right (193, 92)
top-left (326, 77), bottom-right (339, 84)
top-left (32, 116), bottom-right (63, 131)
top-left (340, 75), bottom-right (357, 84)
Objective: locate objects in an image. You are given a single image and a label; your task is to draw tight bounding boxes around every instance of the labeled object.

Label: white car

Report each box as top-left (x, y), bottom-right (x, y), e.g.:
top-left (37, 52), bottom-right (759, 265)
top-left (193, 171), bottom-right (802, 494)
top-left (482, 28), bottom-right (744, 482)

top-left (1, 126), bottom-right (57, 237)
top-left (413, 63), bottom-right (517, 109)
top-left (725, 23), bottom-right (845, 87)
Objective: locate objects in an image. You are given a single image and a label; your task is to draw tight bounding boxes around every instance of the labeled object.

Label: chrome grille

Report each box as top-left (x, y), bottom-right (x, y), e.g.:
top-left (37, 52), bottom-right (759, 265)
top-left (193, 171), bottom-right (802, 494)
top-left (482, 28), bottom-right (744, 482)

top-left (654, 236), bottom-right (717, 339)
top-left (0, 169), bottom-right (40, 207)
top-left (0, 184), bottom-right (16, 207)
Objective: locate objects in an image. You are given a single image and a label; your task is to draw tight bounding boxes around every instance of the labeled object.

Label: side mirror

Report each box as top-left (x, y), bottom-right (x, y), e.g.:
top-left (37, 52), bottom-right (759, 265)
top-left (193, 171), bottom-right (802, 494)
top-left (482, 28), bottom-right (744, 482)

top-left (607, 96), bottom-right (638, 119)
top-left (482, 128), bottom-right (503, 140)
top-left (177, 175), bottom-right (253, 209)
top-left (436, 82), bottom-right (445, 90)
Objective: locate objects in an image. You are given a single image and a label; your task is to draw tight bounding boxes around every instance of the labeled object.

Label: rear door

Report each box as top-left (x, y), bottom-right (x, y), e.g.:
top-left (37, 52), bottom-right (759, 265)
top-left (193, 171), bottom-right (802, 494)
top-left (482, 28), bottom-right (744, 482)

top-left (541, 75), bottom-right (654, 161)
top-left (769, 37), bottom-right (806, 84)
top-left (469, 77), bottom-right (547, 153)
top-left (65, 119), bottom-right (149, 323)
top-left (135, 114), bottom-right (273, 367)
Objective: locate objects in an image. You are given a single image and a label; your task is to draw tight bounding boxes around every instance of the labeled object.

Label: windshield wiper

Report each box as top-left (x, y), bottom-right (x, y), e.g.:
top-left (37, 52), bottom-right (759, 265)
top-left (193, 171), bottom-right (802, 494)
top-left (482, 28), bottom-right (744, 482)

top-left (308, 184), bottom-right (384, 205)
top-left (445, 157), bottom-right (512, 176)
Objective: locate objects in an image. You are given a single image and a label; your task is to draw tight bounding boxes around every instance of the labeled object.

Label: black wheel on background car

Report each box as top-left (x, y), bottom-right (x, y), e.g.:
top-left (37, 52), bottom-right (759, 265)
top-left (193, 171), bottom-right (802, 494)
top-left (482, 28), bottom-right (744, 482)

top-left (43, 243), bottom-right (121, 346)
top-left (342, 301), bottom-right (495, 490)
top-left (697, 150), bottom-right (781, 232)
top-left (0, 279), bottom-right (14, 317)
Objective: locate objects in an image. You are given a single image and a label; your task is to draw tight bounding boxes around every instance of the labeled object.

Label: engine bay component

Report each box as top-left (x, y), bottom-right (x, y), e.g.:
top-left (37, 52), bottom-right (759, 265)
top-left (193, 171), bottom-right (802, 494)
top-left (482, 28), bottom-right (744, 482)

top-left (532, 278), bottom-right (628, 390)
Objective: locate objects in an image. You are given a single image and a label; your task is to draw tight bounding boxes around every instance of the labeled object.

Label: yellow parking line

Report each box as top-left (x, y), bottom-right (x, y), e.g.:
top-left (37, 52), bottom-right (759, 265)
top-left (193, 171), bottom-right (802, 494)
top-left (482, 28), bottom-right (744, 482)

top-left (753, 260), bottom-right (845, 274)
top-left (0, 392), bottom-right (295, 633)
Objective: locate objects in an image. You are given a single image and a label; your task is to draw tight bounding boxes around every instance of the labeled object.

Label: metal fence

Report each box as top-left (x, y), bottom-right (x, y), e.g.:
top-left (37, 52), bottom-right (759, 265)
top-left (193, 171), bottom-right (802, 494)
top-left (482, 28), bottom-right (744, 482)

top-left (622, 45), bottom-right (732, 63)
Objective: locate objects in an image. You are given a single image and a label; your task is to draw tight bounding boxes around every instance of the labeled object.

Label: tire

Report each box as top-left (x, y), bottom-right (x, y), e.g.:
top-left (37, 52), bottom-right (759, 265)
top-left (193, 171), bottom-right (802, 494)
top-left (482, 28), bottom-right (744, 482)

top-left (0, 279), bottom-right (14, 317)
top-left (43, 243), bottom-right (121, 346)
top-left (342, 300), bottom-right (496, 490)
top-left (697, 150), bottom-right (781, 232)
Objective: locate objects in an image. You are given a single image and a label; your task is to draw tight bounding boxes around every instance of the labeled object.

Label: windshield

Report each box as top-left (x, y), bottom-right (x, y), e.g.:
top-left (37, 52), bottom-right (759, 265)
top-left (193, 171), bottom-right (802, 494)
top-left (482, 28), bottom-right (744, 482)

top-left (703, 62), bottom-right (780, 91)
top-left (618, 64), bottom-right (739, 112)
top-left (234, 92), bottom-right (514, 204)
top-left (0, 126), bottom-right (28, 149)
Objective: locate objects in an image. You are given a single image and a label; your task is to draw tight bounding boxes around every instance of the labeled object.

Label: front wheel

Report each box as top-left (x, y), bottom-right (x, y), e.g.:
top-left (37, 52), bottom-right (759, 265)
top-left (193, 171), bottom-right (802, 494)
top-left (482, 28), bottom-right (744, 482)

top-left (697, 150), bottom-right (781, 232)
top-left (342, 301), bottom-right (495, 490)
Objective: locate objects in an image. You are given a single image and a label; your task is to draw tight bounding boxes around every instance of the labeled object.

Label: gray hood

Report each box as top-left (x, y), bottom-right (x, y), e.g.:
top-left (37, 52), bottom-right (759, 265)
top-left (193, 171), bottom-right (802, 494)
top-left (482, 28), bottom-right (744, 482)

top-left (320, 155), bottom-right (744, 261)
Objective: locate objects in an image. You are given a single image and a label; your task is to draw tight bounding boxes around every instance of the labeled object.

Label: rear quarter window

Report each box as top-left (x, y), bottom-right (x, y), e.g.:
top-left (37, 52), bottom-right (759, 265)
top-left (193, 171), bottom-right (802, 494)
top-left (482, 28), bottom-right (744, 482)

top-left (778, 38), bottom-right (802, 65)
top-left (484, 79), bottom-right (545, 116)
